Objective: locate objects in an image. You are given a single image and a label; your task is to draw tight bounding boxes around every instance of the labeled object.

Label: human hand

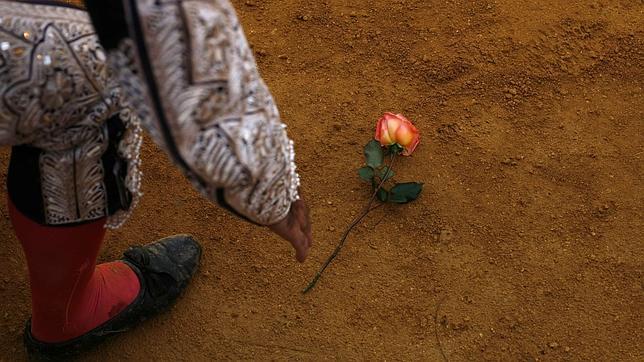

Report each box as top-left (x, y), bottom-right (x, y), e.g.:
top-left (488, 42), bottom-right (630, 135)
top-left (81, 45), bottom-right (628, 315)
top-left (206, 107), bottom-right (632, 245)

top-left (268, 199), bottom-right (313, 263)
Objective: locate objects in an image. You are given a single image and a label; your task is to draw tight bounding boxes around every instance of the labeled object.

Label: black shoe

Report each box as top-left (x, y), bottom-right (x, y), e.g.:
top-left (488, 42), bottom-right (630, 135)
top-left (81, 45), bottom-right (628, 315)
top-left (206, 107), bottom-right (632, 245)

top-left (24, 234), bottom-right (202, 361)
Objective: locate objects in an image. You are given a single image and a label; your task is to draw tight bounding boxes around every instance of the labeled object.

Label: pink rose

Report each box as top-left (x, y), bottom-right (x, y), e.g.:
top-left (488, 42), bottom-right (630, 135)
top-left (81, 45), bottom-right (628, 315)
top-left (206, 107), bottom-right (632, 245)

top-left (375, 113), bottom-right (420, 156)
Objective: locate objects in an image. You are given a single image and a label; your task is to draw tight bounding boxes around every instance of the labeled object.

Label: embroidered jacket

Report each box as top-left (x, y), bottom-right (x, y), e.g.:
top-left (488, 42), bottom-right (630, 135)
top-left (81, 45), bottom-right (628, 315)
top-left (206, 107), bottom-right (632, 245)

top-left (0, 0), bottom-right (300, 227)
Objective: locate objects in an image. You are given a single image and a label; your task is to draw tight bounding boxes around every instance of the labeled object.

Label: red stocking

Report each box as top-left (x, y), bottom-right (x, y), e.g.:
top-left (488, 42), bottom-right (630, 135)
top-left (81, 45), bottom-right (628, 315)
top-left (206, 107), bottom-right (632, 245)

top-left (9, 199), bottom-right (140, 343)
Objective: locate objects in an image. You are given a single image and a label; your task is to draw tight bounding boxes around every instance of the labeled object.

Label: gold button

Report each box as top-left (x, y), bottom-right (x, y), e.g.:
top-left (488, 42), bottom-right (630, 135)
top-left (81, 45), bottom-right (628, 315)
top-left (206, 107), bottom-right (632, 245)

top-left (12, 47), bottom-right (25, 57)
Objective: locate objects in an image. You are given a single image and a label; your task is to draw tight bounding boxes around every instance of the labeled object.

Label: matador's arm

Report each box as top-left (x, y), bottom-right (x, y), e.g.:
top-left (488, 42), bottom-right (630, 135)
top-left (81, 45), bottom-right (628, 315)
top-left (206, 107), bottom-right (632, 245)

top-left (85, 0), bottom-right (300, 225)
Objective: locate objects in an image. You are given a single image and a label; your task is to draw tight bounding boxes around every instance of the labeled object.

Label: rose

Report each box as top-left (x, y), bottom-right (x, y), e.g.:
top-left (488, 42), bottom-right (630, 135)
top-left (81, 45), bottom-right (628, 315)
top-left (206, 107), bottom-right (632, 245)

top-left (304, 111), bottom-right (424, 293)
top-left (374, 113), bottom-right (420, 156)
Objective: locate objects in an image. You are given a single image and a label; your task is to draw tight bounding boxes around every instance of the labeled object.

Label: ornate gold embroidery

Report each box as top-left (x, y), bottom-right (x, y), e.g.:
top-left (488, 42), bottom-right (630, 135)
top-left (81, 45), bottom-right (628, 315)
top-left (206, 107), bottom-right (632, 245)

top-left (0, 2), bottom-right (141, 227)
top-left (112, 0), bottom-right (300, 225)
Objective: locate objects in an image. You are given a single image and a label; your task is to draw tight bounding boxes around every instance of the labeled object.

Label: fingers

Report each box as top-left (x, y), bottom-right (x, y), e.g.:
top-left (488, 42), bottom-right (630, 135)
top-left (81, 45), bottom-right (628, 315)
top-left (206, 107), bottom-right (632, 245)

top-left (268, 199), bottom-right (313, 263)
top-left (298, 224), bottom-right (312, 263)
top-left (298, 202), bottom-right (313, 260)
top-left (295, 241), bottom-right (309, 263)
top-left (298, 235), bottom-right (311, 263)
top-left (289, 227), bottom-right (309, 263)
top-left (295, 202), bottom-right (313, 263)
top-left (298, 202), bottom-right (312, 242)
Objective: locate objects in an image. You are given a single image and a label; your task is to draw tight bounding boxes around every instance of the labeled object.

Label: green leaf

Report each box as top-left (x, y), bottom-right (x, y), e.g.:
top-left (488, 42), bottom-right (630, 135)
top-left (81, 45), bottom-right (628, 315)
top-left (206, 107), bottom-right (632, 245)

top-left (389, 182), bottom-right (423, 203)
top-left (379, 167), bottom-right (395, 181)
top-left (377, 187), bottom-right (390, 202)
top-left (358, 167), bottom-right (374, 182)
top-left (364, 140), bottom-right (384, 169)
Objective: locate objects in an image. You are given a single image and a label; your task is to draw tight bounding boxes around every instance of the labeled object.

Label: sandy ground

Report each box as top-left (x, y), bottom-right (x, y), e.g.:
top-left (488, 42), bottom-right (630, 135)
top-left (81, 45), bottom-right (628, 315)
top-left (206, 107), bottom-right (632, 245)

top-left (0, 0), bottom-right (643, 360)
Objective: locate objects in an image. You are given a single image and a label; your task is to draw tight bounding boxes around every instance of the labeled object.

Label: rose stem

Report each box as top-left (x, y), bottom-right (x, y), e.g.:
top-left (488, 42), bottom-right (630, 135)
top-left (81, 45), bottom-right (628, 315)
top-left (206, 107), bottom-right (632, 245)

top-left (303, 152), bottom-right (397, 294)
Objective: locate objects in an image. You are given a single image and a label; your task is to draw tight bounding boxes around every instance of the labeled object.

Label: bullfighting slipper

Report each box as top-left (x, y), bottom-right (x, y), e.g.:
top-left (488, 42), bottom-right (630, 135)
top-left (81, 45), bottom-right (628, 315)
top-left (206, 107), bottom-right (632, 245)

top-left (23, 235), bottom-right (202, 360)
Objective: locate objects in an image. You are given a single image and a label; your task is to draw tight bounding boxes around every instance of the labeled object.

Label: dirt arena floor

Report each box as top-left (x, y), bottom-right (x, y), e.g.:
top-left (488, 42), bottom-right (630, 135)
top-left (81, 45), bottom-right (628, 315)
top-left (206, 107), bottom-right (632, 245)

top-left (0, 0), bottom-right (642, 360)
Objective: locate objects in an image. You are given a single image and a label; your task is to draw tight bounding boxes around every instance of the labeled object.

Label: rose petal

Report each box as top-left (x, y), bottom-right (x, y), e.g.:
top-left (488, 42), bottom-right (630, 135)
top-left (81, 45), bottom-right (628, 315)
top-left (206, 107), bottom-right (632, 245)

top-left (380, 120), bottom-right (393, 145)
top-left (396, 123), bottom-right (415, 147)
top-left (386, 117), bottom-right (402, 141)
top-left (375, 117), bottom-right (384, 141)
top-left (376, 115), bottom-right (393, 145)
top-left (403, 132), bottom-right (420, 156)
